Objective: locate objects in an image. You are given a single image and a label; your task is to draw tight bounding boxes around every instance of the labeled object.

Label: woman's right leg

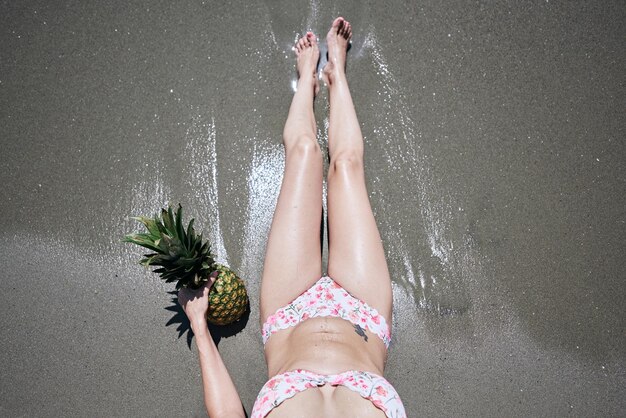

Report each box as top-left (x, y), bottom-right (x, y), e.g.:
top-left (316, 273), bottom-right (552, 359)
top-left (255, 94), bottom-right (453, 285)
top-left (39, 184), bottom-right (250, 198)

top-left (260, 33), bottom-right (323, 322)
top-left (324, 18), bottom-right (393, 322)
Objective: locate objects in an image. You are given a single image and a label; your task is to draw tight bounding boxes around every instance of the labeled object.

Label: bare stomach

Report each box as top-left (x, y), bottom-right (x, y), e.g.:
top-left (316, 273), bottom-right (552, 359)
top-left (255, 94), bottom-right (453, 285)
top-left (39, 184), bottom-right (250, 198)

top-left (265, 316), bottom-right (387, 376)
top-left (264, 317), bottom-right (388, 417)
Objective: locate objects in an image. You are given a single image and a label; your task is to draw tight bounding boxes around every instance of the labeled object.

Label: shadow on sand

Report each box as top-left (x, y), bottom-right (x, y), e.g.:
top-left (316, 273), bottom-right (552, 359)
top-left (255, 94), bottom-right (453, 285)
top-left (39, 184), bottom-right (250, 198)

top-left (165, 291), bottom-right (251, 348)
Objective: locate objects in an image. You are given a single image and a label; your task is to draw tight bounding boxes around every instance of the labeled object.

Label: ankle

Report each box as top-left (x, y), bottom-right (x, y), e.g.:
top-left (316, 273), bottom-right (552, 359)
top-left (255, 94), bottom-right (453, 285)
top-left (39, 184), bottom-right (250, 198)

top-left (298, 72), bottom-right (317, 83)
top-left (324, 68), bottom-right (347, 88)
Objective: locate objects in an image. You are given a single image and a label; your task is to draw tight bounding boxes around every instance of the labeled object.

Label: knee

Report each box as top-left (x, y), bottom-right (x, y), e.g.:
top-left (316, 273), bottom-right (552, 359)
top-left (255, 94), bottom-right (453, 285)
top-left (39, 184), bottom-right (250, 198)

top-left (285, 135), bottom-right (322, 161)
top-left (329, 152), bottom-right (364, 179)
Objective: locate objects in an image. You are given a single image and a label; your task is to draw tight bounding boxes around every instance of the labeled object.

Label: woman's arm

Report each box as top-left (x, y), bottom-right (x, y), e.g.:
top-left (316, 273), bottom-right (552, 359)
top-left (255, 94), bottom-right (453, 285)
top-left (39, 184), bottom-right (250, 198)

top-left (179, 281), bottom-right (245, 418)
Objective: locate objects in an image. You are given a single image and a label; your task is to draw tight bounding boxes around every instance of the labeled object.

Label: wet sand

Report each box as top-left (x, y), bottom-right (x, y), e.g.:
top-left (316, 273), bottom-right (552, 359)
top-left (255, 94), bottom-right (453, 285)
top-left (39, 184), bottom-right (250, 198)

top-left (1, 1), bottom-right (624, 416)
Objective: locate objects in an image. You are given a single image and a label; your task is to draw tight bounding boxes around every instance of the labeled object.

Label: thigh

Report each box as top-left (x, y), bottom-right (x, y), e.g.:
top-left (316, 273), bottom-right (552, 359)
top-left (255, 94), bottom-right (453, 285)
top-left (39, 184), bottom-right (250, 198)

top-left (327, 159), bottom-right (392, 323)
top-left (260, 142), bottom-right (324, 322)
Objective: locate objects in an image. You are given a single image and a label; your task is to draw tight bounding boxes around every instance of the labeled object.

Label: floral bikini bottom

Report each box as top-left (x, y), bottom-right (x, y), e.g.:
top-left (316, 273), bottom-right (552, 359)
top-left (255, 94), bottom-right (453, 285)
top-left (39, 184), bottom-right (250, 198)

top-left (262, 276), bottom-right (391, 347)
top-left (253, 276), bottom-right (406, 418)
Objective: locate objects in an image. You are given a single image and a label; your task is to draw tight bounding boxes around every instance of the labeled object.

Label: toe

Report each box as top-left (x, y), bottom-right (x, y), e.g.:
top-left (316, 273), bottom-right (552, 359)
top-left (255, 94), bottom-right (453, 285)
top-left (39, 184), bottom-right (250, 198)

top-left (306, 31), bottom-right (317, 46)
top-left (332, 17), bottom-right (343, 30)
top-left (343, 22), bottom-right (352, 39)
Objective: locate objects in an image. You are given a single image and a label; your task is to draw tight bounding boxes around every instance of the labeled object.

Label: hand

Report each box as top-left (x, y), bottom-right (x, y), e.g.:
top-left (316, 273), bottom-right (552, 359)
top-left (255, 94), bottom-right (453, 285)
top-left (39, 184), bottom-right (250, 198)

top-left (178, 272), bottom-right (217, 330)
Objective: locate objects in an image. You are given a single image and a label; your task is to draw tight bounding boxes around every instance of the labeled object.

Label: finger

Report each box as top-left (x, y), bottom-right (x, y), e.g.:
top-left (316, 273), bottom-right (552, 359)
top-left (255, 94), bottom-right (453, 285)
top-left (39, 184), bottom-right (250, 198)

top-left (202, 284), bottom-right (211, 297)
top-left (209, 270), bottom-right (219, 284)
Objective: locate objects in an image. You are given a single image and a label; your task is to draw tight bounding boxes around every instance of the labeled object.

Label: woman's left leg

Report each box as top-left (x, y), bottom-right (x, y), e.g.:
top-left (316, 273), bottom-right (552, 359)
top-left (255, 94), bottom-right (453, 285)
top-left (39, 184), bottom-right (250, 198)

top-left (324, 18), bottom-right (393, 323)
top-left (260, 33), bottom-right (323, 322)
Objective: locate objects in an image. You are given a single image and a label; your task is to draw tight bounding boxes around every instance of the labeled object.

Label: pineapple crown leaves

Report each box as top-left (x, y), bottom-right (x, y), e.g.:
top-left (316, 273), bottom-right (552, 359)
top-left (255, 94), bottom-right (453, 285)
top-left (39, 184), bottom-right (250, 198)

top-left (123, 204), bottom-right (216, 289)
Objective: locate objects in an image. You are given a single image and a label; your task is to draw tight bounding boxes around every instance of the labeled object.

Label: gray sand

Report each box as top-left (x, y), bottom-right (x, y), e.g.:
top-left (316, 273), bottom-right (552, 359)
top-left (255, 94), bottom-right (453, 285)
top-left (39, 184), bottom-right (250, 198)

top-left (1, 1), bottom-right (624, 417)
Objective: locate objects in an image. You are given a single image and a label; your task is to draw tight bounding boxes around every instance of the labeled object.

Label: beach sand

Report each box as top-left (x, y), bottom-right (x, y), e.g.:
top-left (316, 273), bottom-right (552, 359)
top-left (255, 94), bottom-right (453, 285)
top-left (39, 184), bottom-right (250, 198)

top-left (1, 1), bottom-right (624, 416)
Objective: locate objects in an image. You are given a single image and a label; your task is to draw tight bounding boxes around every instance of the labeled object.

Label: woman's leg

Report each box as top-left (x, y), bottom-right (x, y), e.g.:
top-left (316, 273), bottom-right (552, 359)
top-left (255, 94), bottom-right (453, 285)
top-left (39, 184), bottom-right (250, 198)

top-left (324, 18), bottom-right (393, 322)
top-left (260, 33), bottom-right (323, 322)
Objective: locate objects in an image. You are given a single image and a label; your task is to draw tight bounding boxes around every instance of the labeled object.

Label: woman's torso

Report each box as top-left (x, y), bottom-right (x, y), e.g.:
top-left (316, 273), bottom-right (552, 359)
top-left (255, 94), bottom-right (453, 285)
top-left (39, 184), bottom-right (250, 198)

top-left (263, 316), bottom-right (388, 417)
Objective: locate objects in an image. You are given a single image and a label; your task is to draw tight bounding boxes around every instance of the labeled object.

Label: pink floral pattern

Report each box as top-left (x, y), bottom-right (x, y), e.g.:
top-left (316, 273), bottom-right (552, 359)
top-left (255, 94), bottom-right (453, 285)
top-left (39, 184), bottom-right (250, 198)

top-left (251, 369), bottom-right (406, 418)
top-left (262, 276), bottom-right (391, 348)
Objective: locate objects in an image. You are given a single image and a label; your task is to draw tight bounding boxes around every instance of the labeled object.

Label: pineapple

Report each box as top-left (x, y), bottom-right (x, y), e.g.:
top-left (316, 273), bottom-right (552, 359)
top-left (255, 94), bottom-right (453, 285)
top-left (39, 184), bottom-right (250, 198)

top-left (123, 204), bottom-right (248, 325)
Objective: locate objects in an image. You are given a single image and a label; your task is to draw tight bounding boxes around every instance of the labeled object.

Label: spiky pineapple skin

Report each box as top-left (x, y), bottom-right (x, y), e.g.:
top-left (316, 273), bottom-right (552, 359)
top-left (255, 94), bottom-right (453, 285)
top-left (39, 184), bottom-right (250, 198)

top-left (207, 265), bottom-right (249, 325)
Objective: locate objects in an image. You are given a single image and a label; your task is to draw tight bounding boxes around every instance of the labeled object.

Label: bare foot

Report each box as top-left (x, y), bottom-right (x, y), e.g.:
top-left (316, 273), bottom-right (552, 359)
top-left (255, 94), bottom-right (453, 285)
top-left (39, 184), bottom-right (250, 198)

top-left (294, 32), bottom-right (320, 96)
top-left (322, 17), bottom-right (352, 85)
